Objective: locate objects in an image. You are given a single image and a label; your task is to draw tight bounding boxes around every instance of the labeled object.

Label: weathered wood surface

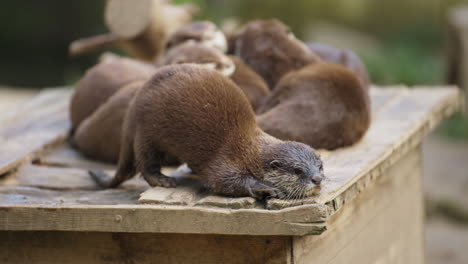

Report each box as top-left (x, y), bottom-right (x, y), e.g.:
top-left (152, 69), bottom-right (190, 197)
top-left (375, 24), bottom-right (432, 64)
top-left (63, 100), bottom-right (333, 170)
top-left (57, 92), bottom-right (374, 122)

top-left (0, 232), bottom-right (291, 264)
top-left (293, 147), bottom-right (424, 264)
top-left (0, 88), bottom-right (72, 175)
top-left (0, 86), bottom-right (461, 236)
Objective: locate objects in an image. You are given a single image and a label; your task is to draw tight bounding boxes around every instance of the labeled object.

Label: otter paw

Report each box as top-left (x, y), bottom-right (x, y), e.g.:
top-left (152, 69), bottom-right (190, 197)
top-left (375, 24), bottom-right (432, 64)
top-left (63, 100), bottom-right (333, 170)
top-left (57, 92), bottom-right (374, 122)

top-left (89, 170), bottom-right (113, 188)
top-left (247, 181), bottom-right (283, 200)
top-left (143, 174), bottom-right (177, 188)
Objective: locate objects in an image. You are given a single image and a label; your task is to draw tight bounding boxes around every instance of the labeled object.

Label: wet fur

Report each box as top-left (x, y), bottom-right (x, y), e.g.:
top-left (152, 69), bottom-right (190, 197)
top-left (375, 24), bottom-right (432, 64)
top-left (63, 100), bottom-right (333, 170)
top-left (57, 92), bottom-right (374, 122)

top-left (257, 62), bottom-right (371, 150)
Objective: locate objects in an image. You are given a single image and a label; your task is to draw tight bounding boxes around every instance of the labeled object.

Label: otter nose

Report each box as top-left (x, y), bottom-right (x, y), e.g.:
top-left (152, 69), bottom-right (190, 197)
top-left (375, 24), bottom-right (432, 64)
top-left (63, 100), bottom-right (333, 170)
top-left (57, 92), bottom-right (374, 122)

top-left (311, 175), bottom-right (322, 185)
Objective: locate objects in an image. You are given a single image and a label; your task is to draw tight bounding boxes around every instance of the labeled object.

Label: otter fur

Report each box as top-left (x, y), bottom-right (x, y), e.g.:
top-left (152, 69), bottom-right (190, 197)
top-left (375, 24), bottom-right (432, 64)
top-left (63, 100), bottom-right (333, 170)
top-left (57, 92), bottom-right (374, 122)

top-left (90, 64), bottom-right (324, 199)
top-left (257, 62), bottom-right (371, 150)
top-left (234, 19), bottom-right (320, 88)
top-left (70, 57), bottom-right (156, 130)
top-left (307, 42), bottom-right (370, 86)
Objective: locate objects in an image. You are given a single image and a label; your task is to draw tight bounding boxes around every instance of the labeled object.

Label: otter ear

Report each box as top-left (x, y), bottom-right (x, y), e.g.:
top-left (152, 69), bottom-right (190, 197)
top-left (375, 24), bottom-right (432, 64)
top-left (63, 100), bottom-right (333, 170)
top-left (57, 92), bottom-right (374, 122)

top-left (270, 160), bottom-right (281, 169)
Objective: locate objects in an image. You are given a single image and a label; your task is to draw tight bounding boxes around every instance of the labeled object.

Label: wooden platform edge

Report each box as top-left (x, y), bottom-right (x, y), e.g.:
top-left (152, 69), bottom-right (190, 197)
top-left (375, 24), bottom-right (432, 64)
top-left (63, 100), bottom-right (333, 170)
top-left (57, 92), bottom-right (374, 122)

top-left (0, 203), bottom-right (329, 236)
top-left (324, 86), bottom-right (462, 214)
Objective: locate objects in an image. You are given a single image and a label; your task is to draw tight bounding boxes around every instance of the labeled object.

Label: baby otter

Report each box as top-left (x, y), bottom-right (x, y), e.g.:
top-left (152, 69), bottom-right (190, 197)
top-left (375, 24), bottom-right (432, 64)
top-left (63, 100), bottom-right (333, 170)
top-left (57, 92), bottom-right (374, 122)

top-left (257, 62), bottom-right (371, 150)
top-left (90, 64), bottom-right (324, 199)
top-left (234, 19), bottom-right (320, 88)
top-left (165, 21), bottom-right (227, 52)
top-left (70, 57), bottom-right (156, 130)
top-left (307, 42), bottom-right (370, 86)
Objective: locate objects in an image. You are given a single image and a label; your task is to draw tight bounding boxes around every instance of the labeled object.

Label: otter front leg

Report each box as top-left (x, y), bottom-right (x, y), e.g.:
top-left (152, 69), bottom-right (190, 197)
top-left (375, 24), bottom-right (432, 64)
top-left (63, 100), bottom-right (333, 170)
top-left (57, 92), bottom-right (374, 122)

top-left (141, 166), bottom-right (177, 188)
top-left (209, 175), bottom-right (283, 200)
top-left (245, 178), bottom-right (284, 199)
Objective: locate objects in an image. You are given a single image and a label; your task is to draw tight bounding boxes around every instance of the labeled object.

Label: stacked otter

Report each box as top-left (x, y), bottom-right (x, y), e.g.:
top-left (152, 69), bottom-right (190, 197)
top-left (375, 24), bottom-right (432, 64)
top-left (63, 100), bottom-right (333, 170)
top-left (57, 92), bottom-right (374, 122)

top-left (71, 21), bottom-right (269, 163)
top-left (70, 17), bottom-right (371, 200)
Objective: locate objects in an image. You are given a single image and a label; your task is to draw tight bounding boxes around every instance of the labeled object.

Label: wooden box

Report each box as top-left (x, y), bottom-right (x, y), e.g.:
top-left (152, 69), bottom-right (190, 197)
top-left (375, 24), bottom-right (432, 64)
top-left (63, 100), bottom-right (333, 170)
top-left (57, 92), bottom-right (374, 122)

top-left (0, 86), bottom-right (461, 263)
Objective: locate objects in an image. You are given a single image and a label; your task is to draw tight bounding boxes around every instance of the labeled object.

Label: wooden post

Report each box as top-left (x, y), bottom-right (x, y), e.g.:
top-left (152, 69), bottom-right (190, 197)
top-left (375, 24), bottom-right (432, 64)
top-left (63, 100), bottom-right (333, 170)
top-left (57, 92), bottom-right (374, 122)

top-left (448, 5), bottom-right (468, 112)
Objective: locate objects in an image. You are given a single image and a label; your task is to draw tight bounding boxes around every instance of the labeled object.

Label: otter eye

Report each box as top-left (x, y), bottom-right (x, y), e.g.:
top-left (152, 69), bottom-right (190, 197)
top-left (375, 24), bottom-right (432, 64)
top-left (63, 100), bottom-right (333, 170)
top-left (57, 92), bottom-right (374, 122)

top-left (294, 168), bottom-right (303, 175)
top-left (270, 160), bottom-right (281, 169)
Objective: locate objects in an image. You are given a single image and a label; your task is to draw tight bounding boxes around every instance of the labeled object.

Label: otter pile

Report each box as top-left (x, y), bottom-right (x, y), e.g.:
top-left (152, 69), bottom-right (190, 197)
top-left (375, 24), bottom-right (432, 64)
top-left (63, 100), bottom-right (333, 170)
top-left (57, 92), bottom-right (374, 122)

top-left (69, 13), bottom-right (371, 200)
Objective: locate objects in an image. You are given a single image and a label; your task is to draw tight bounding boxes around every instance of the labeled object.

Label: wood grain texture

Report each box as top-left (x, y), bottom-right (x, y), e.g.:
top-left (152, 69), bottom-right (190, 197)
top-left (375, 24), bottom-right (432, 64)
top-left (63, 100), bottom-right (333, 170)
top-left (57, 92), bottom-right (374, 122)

top-left (293, 147), bottom-right (424, 264)
top-left (0, 232), bottom-right (291, 264)
top-left (0, 88), bottom-right (72, 175)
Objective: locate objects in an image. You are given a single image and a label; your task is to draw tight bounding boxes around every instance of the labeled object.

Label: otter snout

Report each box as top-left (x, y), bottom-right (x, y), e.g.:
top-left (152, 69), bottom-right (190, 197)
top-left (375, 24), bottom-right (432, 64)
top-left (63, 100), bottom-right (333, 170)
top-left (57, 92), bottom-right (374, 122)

top-left (311, 174), bottom-right (322, 185)
top-left (306, 167), bottom-right (323, 185)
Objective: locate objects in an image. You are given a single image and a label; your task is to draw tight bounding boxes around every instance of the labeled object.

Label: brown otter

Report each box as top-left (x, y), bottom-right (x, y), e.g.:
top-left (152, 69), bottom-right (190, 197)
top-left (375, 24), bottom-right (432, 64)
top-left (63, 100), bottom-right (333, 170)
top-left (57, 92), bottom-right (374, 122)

top-left (90, 64), bottom-right (324, 199)
top-left (70, 57), bottom-right (156, 130)
top-left (257, 62), bottom-right (371, 150)
top-left (307, 42), bottom-right (370, 86)
top-left (165, 21), bottom-right (227, 52)
top-left (228, 56), bottom-right (270, 111)
top-left (73, 44), bottom-right (235, 163)
top-left (157, 42), bottom-right (269, 110)
top-left (72, 81), bottom-right (144, 163)
top-left (234, 19), bottom-right (320, 88)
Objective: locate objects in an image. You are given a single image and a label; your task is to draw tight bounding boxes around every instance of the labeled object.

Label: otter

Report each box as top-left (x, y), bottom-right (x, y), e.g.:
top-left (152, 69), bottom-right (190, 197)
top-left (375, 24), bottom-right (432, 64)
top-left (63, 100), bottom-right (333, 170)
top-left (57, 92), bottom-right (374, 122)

top-left (257, 62), bottom-right (371, 150)
top-left (165, 21), bottom-right (227, 52)
top-left (228, 55), bottom-right (270, 111)
top-left (156, 41), bottom-right (235, 76)
top-left (90, 64), bottom-right (324, 199)
top-left (72, 80), bottom-right (144, 163)
top-left (73, 44), bottom-right (235, 163)
top-left (307, 42), bottom-right (370, 86)
top-left (70, 57), bottom-right (156, 130)
top-left (157, 41), bottom-right (269, 110)
top-left (234, 19), bottom-right (320, 88)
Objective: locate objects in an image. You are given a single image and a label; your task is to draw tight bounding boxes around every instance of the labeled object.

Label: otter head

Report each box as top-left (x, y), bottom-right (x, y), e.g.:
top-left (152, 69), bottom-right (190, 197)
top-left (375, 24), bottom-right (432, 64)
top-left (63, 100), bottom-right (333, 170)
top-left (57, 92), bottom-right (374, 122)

top-left (262, 141), bottom-right (324, 199)
top-left (165, 21), bottom-right (227, 52)
top-left (235, 19), bottom-right (320, 88)
top-left (156, 41), bottom-right (235, 77)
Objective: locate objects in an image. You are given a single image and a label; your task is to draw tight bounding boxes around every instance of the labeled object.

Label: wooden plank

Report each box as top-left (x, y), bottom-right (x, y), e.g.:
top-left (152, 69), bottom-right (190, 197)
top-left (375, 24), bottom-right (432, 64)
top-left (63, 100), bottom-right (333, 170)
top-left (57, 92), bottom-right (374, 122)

top-left (0, 231), bottom-right (291, 264)
top-left (0, 88), bottom-right (72, 175)
top-left (1, 164), bottom-right (148, 190)
top-left (293, 147), bottom-right (424, 264)
top-left (39, 143), bottom-right (116, 171)
top-left (0, 185), bottom-right (328, 235)
top-left (139, 186), bottom-right (199, 206)
top-left (369, 85), bottom-right (406, 113)
top-left (0, 186), bottom-right (144, 206)
top-left (194, 195), bottom-right (259, 209)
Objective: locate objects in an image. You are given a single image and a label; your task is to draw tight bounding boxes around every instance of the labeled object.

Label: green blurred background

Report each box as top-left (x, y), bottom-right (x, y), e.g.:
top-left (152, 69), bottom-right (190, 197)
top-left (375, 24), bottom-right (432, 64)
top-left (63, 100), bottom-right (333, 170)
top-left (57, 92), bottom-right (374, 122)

top-left (0, 0), bottom-right (467, 138)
